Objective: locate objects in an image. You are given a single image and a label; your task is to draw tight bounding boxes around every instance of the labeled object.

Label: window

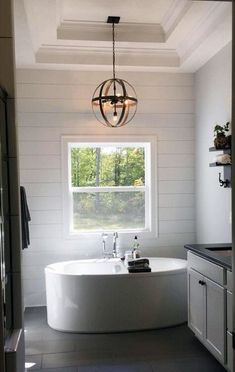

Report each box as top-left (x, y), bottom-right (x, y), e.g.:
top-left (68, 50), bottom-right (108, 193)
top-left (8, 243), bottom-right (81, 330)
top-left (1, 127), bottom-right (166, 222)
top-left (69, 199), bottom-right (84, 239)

top-left (62, 136), bottom-right (156, 236)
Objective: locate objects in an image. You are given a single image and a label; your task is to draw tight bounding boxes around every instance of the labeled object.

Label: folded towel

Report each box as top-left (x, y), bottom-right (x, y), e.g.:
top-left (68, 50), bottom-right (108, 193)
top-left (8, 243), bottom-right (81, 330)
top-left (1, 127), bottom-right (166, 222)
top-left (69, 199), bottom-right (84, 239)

top-left (128, 258), bottom-right (149, 266)
top-left (128, 263), bottom-right (149, 269)
top-left (128, 266), bottom-right (151, 273)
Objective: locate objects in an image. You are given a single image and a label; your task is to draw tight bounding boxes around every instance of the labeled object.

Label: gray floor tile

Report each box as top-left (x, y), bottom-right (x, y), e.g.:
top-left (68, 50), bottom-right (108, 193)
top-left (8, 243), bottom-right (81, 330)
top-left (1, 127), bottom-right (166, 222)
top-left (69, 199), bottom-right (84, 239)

top-left (76, 361), bottom-right (153, 371)
top-left (42, 350), bottom-right (115, 369)
top-left (24, 307), bottom-right (226, 372)
top-left (24, 307), bottom-right (47, 327)
top-left (40, 326), bottom-right (86, 341)
top-left (25, 354), bottom-right (42, 370)
top-left (24, 328), bottom-right (43, 343)
top-left (25, 339), bottom-right (76, 355)
top-left (150, 356), bottom-right (225, 372)
top-left (76, 367), bottom-right (98, 372)
top-left (37, 368), bottom-right (76, 372)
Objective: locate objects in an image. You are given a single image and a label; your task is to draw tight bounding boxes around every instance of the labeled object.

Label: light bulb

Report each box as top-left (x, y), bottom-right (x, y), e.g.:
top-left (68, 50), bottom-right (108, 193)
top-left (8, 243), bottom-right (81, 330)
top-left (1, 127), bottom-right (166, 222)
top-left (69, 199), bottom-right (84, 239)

top-left (113, 111), bottom-right (118, 122)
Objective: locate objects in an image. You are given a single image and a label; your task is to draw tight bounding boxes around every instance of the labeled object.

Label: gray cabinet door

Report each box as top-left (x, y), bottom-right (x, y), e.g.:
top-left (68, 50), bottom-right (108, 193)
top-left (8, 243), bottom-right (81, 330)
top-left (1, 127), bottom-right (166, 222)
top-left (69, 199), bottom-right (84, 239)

top-left (187, 268), bottom-right (204, 341)
top-left (204, 276), bottom-right (225, 363)
top-left (188, 267), bottom-right (226, 364)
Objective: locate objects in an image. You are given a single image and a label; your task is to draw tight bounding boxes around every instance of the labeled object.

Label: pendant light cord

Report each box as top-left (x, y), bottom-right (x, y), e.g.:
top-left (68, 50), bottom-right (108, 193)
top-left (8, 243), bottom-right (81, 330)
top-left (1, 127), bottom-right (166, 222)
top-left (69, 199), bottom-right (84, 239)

top-left (112, 22), bottom-right (116, 81)
top-left (112, 22), bottom-right (117, 116)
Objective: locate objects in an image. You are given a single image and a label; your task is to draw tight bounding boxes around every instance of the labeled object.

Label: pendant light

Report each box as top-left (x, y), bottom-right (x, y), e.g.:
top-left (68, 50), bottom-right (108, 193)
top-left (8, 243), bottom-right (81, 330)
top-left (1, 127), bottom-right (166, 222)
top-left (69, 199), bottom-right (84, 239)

top-left (91, 16), bottom-right (138, 128)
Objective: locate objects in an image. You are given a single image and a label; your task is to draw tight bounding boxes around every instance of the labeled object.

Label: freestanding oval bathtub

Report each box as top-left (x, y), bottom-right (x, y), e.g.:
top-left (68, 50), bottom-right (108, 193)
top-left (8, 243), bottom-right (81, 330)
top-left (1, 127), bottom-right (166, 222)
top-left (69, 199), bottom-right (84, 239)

top-left (45, 257), bottom-right (187, 333)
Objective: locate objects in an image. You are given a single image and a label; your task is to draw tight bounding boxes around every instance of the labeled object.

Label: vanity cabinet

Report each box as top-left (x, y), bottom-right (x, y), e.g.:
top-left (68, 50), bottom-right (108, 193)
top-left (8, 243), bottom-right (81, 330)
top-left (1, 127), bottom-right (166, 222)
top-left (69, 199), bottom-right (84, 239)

top-left (188, 267), bottom-right (225, 363)
top-left (187, 251), bottom-right (230, 368)
top-left (227, 270), bottom-right (233, 372)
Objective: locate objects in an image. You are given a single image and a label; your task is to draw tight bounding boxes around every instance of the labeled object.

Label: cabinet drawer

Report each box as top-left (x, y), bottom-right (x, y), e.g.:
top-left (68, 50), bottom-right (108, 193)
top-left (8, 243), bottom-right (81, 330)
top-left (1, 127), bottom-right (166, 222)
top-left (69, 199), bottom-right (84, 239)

top-left (227, 270), bottom-right (233, 292)
top-left (187, 251), bottom-right (225, 285)
top-left (227, 331), bottom-right (233, 372)
top-left (227, 291), bottom-right (232, 332)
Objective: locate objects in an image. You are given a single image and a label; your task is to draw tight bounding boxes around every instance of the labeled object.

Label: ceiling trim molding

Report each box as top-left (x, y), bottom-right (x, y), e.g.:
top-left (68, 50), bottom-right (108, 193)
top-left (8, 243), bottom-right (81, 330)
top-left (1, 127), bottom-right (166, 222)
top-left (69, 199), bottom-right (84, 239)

top-left (57, 20), bottom-right (165, 43)
top-left (161, 0), bottom-right (191, 40)
top-left (178, 2), bottom-right (232, 63)
top-left (14, 0), bottom-right (232, 73)
top-left (36, 45), bottom-right (179, 68)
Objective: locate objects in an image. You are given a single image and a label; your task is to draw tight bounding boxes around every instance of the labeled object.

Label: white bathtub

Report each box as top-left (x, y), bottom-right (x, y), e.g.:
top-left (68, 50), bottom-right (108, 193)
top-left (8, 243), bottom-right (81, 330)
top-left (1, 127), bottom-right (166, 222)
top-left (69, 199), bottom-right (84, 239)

top-left (45, 257), bottom-right (187, 333)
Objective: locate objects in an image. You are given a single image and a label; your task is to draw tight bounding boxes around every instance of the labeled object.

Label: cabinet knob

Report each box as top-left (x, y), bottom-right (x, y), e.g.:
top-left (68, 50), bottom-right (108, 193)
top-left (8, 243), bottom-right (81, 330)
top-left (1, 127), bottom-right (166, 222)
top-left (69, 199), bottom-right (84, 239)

top-left (198, 280), bottom-right (206, 286)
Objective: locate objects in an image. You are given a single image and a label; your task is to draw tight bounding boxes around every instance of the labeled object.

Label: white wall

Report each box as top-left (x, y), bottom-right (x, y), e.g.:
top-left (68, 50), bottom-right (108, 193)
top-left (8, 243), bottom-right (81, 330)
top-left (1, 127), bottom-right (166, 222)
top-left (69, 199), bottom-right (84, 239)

top-left (16, 69), bottom-right (195, 306)
top-left (195, 42), bottom-right (232, 243)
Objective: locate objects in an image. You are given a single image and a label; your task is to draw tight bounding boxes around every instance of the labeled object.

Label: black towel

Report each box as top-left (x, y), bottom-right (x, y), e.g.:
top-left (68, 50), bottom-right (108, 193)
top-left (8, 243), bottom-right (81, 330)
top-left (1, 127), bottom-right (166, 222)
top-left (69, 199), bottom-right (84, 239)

top-left (128, 258), bottom-right (150, 266)
top-left (128, 267), bottom-right (151, 273)
top-left (20, 186), bottom-right (31, 249)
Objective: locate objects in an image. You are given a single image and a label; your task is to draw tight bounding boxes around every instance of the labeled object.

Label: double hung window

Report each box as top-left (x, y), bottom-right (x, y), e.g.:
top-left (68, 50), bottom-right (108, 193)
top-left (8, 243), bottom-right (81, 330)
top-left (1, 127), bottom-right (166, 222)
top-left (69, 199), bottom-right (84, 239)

top-left (62, 136), bottom-right (156, 236)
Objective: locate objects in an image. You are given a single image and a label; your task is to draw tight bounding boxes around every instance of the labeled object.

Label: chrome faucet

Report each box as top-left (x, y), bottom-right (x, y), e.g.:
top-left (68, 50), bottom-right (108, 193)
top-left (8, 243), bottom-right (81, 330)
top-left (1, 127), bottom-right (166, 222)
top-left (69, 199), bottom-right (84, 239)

top-left (101, 233), bottom-right (108, 258)
top-left (113, 232), bottom-right (118, 258)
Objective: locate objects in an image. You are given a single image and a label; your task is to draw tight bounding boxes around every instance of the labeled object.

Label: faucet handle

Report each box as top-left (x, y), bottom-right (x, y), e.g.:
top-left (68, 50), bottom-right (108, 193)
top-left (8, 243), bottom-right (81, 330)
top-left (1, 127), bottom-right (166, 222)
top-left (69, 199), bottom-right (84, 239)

top-left (113, 232), bottom-right (118, 239)
top-left (102, 233), bottom-right (108, 241)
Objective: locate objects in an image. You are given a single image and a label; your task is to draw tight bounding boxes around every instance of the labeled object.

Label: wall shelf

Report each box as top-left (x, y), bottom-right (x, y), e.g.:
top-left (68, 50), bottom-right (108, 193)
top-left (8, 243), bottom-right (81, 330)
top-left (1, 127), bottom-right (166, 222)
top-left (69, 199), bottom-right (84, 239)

top-left (209, 145), bottom-right (231, 188)
top-left (209, 146), bottom-right (231, 152)
top-left (209, 162), bottom-right (231, 167)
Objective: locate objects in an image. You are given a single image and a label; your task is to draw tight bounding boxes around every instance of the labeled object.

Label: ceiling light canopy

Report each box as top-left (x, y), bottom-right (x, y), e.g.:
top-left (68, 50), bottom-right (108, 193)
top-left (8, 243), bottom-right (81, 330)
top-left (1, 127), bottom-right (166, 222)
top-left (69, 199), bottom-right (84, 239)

top-left (91, 16), bottom-right (138, 128)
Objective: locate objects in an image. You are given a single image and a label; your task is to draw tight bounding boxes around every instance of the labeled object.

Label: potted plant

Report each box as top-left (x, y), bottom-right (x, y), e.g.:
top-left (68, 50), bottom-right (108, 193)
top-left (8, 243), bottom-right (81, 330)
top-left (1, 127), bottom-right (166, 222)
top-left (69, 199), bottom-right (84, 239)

top-left (214, 122), bottom-right (231, 149)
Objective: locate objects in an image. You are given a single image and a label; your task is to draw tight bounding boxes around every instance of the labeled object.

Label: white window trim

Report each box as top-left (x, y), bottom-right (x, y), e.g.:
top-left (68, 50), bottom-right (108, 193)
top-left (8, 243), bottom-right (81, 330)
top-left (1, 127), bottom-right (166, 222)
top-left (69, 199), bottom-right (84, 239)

top-left (62, 135), bottom-right (158, 239)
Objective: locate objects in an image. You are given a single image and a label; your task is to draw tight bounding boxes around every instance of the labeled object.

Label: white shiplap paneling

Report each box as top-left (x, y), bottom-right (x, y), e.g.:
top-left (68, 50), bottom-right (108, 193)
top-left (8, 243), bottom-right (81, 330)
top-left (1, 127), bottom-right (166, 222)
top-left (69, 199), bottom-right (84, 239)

top-left (16, 69), bottom-right (195, 306)
top-left (17, 113), bottom-right (194, 128)
top-left (20, 169), bottom-right (61, 183)
top-left (17, 98), bottom-right (194, 114)
top-left (18, 141), bottom-right (60, 155)
top-left (17, 84), bottom-right (194, 100)
top-left (24, 183), bottom-right (61, 197)
top-left (19, 155), bottom-right (60, 169)
top-left (16, 69), bottom-right (194, 86)
top-left (29, 210), bottom-right (62, 225)
top-left (28, 197), bottom-right (62, 211)
top-left (159, 180), bottom-right (194, 194)
top-left (159, 194), bottom-right (195, 208)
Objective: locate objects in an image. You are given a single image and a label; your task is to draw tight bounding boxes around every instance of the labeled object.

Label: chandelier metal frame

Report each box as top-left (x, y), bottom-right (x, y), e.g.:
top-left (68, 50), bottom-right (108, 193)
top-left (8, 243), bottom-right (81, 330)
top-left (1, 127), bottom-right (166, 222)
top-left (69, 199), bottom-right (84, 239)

top-left (91, 16), bottom-right (138, 127)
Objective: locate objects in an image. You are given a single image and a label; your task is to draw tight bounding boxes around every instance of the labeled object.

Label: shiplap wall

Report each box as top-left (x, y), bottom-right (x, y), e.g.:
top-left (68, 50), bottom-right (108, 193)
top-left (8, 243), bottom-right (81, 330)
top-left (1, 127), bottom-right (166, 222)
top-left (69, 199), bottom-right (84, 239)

top-left (16, 69), bottom-right (195, 306)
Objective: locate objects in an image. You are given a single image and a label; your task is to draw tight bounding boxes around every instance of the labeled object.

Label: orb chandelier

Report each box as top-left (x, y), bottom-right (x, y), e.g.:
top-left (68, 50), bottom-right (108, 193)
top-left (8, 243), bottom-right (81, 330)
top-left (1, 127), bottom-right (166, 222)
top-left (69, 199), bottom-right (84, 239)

top-left (91, 16), bottom-right (138, 128)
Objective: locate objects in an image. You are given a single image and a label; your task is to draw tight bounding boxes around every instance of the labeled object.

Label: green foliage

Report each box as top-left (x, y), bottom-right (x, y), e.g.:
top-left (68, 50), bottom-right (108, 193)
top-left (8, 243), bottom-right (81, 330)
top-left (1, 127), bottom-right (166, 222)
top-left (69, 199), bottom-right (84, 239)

top-left (214, 122), bottom-right (230, 137)
top-left (73, 191), bottom-right (145, 231)
top-left (71, 146), bottom-right (145, 187)
top-left (70, 145), bottom-right (146, 231)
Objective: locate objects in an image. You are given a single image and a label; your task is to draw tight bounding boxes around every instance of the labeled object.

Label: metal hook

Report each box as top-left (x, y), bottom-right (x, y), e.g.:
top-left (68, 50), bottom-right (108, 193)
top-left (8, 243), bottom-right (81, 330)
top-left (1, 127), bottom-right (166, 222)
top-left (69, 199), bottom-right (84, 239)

top-left (219, 172), bottom-right (230, 188)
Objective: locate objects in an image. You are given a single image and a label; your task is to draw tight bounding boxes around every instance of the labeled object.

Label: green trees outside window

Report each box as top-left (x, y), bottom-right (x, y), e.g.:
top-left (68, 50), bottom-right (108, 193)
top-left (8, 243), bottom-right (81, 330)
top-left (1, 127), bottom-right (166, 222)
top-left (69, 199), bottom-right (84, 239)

top-left (70, 146), bottom-right (146, 232)
top-left (71, 147), bottom-right (145, 187)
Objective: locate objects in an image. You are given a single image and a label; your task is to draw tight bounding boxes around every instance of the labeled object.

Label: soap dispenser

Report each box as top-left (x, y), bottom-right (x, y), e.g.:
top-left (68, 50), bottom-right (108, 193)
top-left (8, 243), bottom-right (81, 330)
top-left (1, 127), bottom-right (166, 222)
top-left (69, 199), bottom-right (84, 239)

top-left (132, 236), bottom-right (141, 259)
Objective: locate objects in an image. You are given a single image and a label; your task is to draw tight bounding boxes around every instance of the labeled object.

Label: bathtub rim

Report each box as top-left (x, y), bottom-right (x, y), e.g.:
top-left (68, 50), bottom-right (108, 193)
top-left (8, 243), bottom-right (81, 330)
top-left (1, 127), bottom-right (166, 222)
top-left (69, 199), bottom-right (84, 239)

top-left (45, 257), bottom-right (187, 278)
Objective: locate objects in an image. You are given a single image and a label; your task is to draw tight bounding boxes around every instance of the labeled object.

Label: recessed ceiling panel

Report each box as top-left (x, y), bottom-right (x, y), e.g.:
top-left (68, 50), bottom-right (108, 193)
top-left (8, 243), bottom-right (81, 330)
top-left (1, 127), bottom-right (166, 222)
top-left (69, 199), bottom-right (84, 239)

top-left (14, 0), bottom-right (232, 72)
top-left (60, 0), bottom-right (175, 23)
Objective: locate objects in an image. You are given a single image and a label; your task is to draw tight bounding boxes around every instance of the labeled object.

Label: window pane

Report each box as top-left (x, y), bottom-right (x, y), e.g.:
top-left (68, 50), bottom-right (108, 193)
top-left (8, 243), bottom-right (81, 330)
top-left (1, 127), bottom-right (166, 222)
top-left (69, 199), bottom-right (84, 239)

top-left (71, 147), bottom-right (145, 187)
top-left (72, 192), bottom-right (145, 231)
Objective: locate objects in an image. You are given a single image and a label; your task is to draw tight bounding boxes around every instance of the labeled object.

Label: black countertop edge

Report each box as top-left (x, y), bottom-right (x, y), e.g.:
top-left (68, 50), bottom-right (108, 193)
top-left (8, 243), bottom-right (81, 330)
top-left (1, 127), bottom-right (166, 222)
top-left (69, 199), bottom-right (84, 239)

top-left (184, 243), bottom-right (232, 271)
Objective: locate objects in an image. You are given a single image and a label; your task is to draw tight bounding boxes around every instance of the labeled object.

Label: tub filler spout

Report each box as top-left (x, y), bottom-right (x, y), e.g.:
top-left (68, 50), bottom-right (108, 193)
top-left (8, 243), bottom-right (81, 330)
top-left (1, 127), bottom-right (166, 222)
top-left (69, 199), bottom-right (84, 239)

top-left (102, 233), bottom-right (108, 258)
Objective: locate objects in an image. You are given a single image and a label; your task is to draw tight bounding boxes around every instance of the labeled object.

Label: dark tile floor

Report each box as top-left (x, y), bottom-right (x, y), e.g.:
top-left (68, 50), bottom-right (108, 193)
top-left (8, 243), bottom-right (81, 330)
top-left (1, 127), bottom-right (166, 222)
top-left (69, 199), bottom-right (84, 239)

top-left (24, 307), bottom-right (226, 372)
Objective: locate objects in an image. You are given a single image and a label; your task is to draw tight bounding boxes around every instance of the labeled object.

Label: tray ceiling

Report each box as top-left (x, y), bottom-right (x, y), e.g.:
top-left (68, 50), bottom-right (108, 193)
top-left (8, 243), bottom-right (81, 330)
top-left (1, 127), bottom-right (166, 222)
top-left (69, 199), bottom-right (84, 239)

top-left (14, 0), bottom-right (232, 72)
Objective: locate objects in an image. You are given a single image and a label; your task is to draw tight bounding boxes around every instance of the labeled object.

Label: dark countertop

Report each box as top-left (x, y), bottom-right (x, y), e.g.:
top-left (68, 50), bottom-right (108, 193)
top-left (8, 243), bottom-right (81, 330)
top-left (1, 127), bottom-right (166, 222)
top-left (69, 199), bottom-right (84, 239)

top-left (184, 243), bottom-right (232, 270)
